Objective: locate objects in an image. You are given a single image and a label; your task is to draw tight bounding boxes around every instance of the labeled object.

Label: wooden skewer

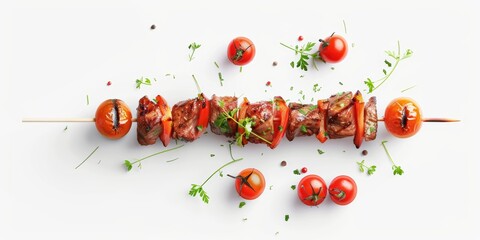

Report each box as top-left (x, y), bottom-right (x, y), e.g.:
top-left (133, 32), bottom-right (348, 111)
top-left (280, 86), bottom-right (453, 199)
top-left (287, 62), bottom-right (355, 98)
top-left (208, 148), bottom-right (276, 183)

top-left (377, 118), bottom-right (460, 122)
top-left (23, 117), bottom-right (459, 123)
top-left (22, 118), bottom-right (138, 122)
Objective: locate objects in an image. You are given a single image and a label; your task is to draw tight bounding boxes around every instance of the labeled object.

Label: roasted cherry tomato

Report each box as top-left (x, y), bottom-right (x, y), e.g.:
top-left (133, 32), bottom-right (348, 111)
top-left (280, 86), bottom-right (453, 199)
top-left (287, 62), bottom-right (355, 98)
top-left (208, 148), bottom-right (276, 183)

top-left (318, 33), bottom-right (348, 63)
top-left (227, 37), bottom-right (256, 66)
top-left (328, 175), bottom-right (357, 206)
top-left (297, 174), bottom-right (327, 206)
top-left (384, 97), bottom-right (422, 138)
top-left (229, 168), bottom-right (265, 200)
top-left (270, 96), bottom-right (289, 149)
top-left (95, 99), bottom-right (132, 139)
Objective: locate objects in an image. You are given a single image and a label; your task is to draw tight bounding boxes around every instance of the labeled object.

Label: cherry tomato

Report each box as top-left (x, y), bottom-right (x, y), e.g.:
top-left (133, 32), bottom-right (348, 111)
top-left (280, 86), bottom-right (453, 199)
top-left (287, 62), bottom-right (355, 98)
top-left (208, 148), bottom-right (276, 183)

top-left (297, 174), bottom-right (327, 206)
top-left (270, 97), bottom-right (289, 149)
top-left (95, 99), bottom-right (132, 139)
top-left (328, 175), bottom-right (357, 206)
top-left (384, 97), bottom-right (422, 138)
top-left (318, 34), bottom-right (348, 63)
top-left (229, 168), bottom-right (265, 200)
top-left (227, 37), bottom-right (256, 66)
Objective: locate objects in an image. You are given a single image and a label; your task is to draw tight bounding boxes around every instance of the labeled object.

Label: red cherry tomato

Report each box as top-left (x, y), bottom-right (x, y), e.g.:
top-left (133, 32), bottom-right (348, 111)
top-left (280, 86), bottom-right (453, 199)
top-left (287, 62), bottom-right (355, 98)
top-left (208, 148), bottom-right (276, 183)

top-left (384, 97), bottom-right (423, 138)
top-left (227, 37), bottom-right (256, 66)
top-left (318, 34), bottom-right (348, 63)
top-left (229, 168), bottom-right (266, 200)
top-left (297, 174), bottom-right (327, 206)
top-left (95, 99), bottom-right (132, 139)
top-left (328, 175), bottom-right (357, 206)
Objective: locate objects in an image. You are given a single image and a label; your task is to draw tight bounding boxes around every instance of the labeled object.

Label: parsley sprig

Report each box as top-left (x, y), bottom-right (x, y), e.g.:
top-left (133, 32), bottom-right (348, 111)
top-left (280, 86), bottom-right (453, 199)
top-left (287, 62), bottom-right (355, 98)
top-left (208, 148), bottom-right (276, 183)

top-left (356, 160), bottom-right (376, 175)
top-left (124, 145), bottom-right (184, 171)
top-left (364, 41), bottom-right (413, 93)
top-left (189, 143), bottom-right (243, 204)
top-left (215, 100), bottom-right (272, 146)
top-left (280, 42), bottom-right (320, 71)
top-left (188, 42), bottom-right (201, 61)
top-left (381, 140), bottom-right (404, 175)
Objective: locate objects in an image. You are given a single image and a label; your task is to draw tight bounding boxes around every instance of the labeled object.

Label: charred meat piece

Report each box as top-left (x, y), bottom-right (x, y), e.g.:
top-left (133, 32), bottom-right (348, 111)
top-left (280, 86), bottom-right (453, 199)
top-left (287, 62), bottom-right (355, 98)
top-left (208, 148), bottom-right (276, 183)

top-left (172, 97), bottom-right (204, 142)
top-left (286, 103), bottom-right (321, 141)
top-left (137, 96), bottom-right (162, 145)
top-left (209, 95), bottom-right (238, 137)
top-left (364, 96), bottom-right (378, 141)
top-left (327, 92), bottom-right (356, 139)
top-left (244, 101), bottom-right (274, 144)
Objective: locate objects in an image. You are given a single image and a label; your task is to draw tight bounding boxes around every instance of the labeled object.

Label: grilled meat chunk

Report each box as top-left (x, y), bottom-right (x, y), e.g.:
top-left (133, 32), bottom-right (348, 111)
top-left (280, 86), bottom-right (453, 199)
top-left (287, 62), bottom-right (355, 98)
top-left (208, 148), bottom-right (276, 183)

top-left (244, 101), bottom-right (274, 144)
top-left (364, 96), bottom-right (378, 141)
top-left (172, 97), bottom-right (204, 142)
top-left (327, 91), bottom-right (356, 139)
top-left (136, 96), bottom-right (162, 145)
top-left (209, 95), bottom-right (238, 137)
top-left (286, 103), bottom-right (321, 141)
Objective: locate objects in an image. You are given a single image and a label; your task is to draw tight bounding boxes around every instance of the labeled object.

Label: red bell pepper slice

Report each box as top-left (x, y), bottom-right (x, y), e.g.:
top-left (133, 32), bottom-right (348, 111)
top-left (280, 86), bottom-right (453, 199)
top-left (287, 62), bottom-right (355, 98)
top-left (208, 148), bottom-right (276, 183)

top-left (316, 99), bottom-right (328, 143)
top-left (353, 90), bottom-right (365, 149)
top-left (269, 96), bottom-right (289, 149)
top-left (195, 93), bottom-right (210, 138)
top-left (155, 95), bottom-right (172, 147)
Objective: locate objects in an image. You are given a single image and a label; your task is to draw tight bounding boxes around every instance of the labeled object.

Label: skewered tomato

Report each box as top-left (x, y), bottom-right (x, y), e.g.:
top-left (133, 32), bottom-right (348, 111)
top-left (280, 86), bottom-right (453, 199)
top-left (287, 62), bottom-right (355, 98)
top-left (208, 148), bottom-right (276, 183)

top-left (328, 175), bottom-right (357, 206)
top-left (228, 168), bottom-right (265, 200)
top-left (318, 33), bottom-right (348, 63)
top-left (384, 97), bottom-right (422, 138)
top-left (95, 99), bottom-right (132, 139)
top-left (297, 174), bottom-right (327, 206)
top-left (227, 37), bottom-right (256, 66)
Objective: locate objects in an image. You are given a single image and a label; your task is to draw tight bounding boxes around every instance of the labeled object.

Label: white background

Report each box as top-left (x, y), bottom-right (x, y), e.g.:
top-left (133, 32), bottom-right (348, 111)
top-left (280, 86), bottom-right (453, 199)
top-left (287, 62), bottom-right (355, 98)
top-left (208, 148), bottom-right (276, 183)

top-left (1, 0), bottom-right (479, 239)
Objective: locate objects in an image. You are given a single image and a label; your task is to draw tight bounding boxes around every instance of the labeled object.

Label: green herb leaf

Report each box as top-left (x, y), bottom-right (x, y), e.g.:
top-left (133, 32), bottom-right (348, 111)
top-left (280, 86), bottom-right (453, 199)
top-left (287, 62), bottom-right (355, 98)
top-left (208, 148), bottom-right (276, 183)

top-left (124, 160), bottom-right (133, 171)
top-left (356, 160), bottom-right (376, 175)
top-left (384, 59), bottom-right (392, 67)
top-left (300, 125), bottom-right (308, 133)
top-left (293, 169), bottom-right (301, 175)
top-left (284, 215), bottom-right (290, 222)
top-left (392, 165), bottom-right (404, 175)
top-left (135, 77), bottom-right (154, 89)
top-left (188, 42), bottom-right (201, 61)
top-left (239, 201), bottom-right (246, 208)
top-left (317, 149), bottom-right (325, 155)
top-left (291, 185), bottom-right (296, 190)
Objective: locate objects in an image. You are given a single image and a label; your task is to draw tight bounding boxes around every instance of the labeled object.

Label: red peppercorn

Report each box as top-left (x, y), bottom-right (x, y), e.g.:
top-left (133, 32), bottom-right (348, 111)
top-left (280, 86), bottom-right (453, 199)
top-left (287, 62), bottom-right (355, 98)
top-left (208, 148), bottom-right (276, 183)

top-left (266, 81), bottom-right (271, 86)
top-left (301, 167), bottom-right (307, 173)
top-left (298, 35), bottom-right (304, 41)
top-left (107, 81), bottom-right (111, 86)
